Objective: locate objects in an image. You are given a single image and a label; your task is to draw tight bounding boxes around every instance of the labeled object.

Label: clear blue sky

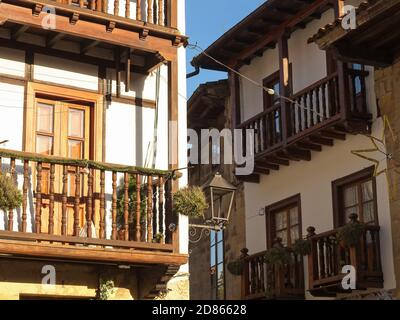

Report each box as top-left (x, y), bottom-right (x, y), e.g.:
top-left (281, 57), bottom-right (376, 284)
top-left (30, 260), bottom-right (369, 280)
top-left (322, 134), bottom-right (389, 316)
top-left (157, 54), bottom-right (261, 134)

top-left (185, 0), bottom-right (266, 97)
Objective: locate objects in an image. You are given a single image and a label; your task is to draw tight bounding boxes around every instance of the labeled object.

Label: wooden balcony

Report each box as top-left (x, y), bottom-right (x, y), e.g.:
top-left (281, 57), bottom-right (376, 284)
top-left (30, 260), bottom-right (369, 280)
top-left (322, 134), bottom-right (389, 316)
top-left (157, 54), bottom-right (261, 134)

top-left (238, 66), bottom-right (371, 178)
top-left (240, 247), bottom-right (305, 300)
top-left (306, 221), bottom-right (383, 297)
top-left (0, 149), bottom-right (187, 267)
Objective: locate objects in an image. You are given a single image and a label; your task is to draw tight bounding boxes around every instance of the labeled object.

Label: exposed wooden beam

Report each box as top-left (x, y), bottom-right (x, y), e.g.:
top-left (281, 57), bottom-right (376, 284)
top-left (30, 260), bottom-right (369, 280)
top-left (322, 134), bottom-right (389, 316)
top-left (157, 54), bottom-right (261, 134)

top-left (80, 40), bottom-right (100, 54)
top-left (11, 25), bottom-right (29, 40)
top-left (308, 135), bottom-right (334, 146)
top-left (47, 33), bottom-right (65, 48)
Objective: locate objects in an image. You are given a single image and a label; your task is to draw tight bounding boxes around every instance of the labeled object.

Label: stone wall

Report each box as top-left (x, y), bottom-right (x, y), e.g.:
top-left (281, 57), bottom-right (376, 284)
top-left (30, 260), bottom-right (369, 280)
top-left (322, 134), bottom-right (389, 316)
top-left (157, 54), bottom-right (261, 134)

top-left (188, 93), bottom-right (246, 300)
top-left (374, 59), bottom-right (400, 298)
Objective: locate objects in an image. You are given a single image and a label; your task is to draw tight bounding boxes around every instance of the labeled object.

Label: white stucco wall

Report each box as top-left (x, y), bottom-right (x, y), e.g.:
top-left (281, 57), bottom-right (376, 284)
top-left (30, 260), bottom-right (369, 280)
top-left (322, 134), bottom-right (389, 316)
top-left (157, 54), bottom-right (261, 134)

top-left (244, 118), bottom-right (396, 295)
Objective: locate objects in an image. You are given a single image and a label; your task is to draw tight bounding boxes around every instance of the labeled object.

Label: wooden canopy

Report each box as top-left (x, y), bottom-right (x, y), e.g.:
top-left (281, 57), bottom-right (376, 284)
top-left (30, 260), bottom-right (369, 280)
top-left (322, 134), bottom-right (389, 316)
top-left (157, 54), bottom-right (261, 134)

top-left (309, 0), bottom-right (400, 67)
top-left (191, 0), bottom-right (334, 71)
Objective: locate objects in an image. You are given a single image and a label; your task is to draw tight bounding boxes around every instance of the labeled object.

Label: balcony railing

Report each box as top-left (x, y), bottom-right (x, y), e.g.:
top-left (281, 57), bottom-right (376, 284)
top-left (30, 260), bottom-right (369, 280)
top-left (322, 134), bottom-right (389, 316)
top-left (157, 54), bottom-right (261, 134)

top-left (306, 217), bottom-right (383, 297)
top-left (50, 0), bottom-right (174, 27)
top-left (238, 67), bottom-right (370, 159)
top-left (240, 245), bottom-right (305, 300)
top-left (0, 149), bottom-right (178, 257)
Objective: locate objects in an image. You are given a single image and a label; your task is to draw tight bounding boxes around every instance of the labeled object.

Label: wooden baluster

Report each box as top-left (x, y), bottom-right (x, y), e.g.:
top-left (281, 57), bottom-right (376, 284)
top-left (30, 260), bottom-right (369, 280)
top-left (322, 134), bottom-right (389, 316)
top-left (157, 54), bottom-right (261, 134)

top-left (147, 0), bottom-right (153, 23)
top-left (152, 183), bottom-right (157, 238)
top-left (35, 162), bottom-right (42, 233)
top-left (158, 176), bottom-right (164, 243)
top-left (250, 259), bottom-right (256, 294)
top-left (321, 82), bottom-right (327, 119)
top-left (79, 0), bottom-right (84, 8)
top-left (102, 0), bottom-right (108, 13)
top-left (240, 248), bottom-right (250, 299)
top-left (147, 175), bottom-right (153, 242)
top-left (111, 172), bottom-right (117, 240)
top-left (48, 163), bottom-right (55, 234)
top-left (259, 255), bottom-right (265, 292)
top-left (164, 178), bottom-right (172, 243)
top-left (158, 0), bottom-right (163, 25)
top-left (318, 238), bottom-right (326, 278)
top-left (21, 160), bottom-right (28, 232)
top-left (135, 174), bottom-right (141, 241)
top-left (136, 0), bottom-right (141, 20)
top-left (123, 172), bottom-right (130, 240)
top-left (306, 226), bottom-right (317, 289)
top-left (99, 170), bottom-right (105, 239)
top-left (125, 0), bottom-right (130, 18)
top-left (7, 158), bottom-right (16, 231)
top-left (114, 0), bottom-right (119, 15)
top-left (61, 165), bottom-right (68, 236)
top-left (0, 157), bottom-right (2, 174)
top-left (73, 167), bottom-right (80, 236)
top-left (315, 86), bottom-right (321, 123)
top-left (86, 168), bottom-right (93, 238)
top-left (89, 0), bottom-right (96, 10)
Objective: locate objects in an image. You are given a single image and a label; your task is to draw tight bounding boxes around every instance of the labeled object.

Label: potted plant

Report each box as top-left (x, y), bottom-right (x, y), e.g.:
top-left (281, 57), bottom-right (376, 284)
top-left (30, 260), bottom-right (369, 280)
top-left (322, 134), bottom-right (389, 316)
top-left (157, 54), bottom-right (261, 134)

top-left (0, 172), bottom-right (22, 212)
top-left (97, 279), bottom-right (115, 300)
top-left (292, 238), bottom-right (311, 256)
top-left (227, 260), bottom-right (244, 276)
top-left (264, 246), bottom-right (291, 266)
top-left (337, 220), bottom-right (365, 248)
top-left (173, 186), bottom-right (208, 218)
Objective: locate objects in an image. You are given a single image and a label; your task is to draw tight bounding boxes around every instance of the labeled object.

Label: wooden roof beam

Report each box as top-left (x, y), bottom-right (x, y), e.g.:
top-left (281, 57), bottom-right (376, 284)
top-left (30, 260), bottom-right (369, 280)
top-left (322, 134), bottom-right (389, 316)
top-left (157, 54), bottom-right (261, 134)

top-left (80, 40), bottom-right (100, 54)
top-left (47, 32), bottom-right (65, 48)
top-left (11, 24), bottom-right (29, 40)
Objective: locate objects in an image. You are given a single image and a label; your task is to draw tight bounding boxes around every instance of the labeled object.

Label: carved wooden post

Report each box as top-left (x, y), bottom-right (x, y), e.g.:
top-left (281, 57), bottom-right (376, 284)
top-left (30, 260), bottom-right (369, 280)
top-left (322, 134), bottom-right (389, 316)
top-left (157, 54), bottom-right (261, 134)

top-left (348, 213), bottom-right (361, 282)
top-left (35, 162), bottom-right (42, 233)
top-left (136, 0), bottom-right (141, 20)
top-left (158, 0), bottom-right (163, 25)
top-left (86, 168), bottom-right (93, 238)
top-left (147, 175), bottom-right (153, 242)
top-left (274, 238), bottom-right (285, 295)
top-left (7, 158), bottom-right (16, 231)
top-left (21, 160), bottom-right (28, 232)
top-left (240, 248), bottom-right (249, 299)
top-left (48, 163), bottom-right (55, 234)
top-left (114, 0), bottom-right (119, 15)
top-left (99, 170), bottom-right (105, 239)
top-left (73, 167), bottom-right (80, 236)
top-left (135, 174), bottom-right (141, 241)
top-left (111, 172), bottom-right (117, 240)
top-left (147, 0), bottom-right (153, 23)
top-left (158, 176), bottom-right (164, 243)
top-left (307, 226), bottom-right (317, 291)
top-left (61, 165), bottom-right (68, 236)
top-left (123, 172), bottom-right (130, 240)
top-left (125, 0), bottom-right (130, 18)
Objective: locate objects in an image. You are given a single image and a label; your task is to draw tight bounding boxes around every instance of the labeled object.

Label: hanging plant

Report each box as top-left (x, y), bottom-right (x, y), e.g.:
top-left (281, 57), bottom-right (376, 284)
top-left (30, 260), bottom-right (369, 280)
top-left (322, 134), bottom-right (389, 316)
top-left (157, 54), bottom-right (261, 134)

top-left (0, 172), bottom-right (22, 212)
top-left (173, 186), bottom-right (208, 218)
top-left (227, 260), bottom-right (244, 276)
top-left (337, 221), bottom-right (365, 247)
top-left (98, 279), bottom-right (115, 300)
top-left (264, 247), bottom-right (291, 266)
top-left (292, 239), bottom-right (311, 256)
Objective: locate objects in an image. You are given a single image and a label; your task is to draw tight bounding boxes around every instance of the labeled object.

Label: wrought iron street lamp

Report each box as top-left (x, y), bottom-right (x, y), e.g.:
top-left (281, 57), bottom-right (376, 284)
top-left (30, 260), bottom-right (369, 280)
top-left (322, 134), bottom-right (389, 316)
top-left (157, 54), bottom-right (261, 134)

top-left (189, 172), bottom-right (236, 243)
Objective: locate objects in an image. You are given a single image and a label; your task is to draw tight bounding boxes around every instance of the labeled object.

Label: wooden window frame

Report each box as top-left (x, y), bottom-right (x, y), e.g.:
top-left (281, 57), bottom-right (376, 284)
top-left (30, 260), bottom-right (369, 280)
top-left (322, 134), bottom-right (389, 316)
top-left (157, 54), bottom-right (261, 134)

top-left (263, 64), bottom-right (293, 111)
top-left (332, 166), bottom-right (378, 228)
top-left (25, 82), bottom-right (104, 162)
top-left (265, 194), bottom-right (302, 249)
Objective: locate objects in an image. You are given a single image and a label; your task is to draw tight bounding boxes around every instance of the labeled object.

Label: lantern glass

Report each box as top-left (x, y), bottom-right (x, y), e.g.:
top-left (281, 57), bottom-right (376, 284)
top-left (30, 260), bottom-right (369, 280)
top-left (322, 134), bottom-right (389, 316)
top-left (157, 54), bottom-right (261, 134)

top-left (202, 173), bottom-right (236, 224)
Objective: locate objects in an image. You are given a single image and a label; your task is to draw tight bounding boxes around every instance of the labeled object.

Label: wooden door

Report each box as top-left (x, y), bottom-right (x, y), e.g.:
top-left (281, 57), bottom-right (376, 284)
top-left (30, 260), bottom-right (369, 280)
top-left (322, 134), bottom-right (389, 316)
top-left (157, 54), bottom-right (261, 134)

top-left (34, 98), bottom-right (91, 235)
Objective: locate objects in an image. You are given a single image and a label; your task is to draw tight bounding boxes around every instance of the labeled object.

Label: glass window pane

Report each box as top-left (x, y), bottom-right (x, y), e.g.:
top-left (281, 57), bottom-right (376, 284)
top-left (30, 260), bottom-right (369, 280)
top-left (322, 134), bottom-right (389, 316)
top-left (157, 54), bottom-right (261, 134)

top-left (68, 140), bottom-right (83, 159)
top-left (37, 103), bottom-right (54, 133)
top-left (36, 135), bottom-right (53, 155)
top-left (362, 180), bottom-right (374, 202)
top-left (68, 109), bottom-right (84, 138)
top-left (363, 202), bottom-right (375, 224)
top-left (217, 241), bottom-right (224, 264)
top-left (290, 207), bottom-right (298, 226)
top-left (275, 211), bottom-right (287, 230)
top-left (210, 245), bottom-right (216, 267)
top-left (210, 230), bottom-right (216, 244)
top-left (216, 230), bottom-right (223, 242)
top-left (290, 227), bottom-right (299, 244)
top-left (344, 185), bottom-right (358, 207)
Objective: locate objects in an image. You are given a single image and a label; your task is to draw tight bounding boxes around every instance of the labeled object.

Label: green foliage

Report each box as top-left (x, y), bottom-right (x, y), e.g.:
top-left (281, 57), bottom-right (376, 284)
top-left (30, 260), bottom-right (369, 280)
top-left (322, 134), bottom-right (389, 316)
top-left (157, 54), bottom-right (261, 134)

top-left (173, 186), bottom-right (208, 218)
top-left (116, 176), bottom-right (148, 235)
top-left (0, 173), bottom-right (22, 211)
top-left (227, 260), bottom-right (244, 276)
top-left (337, 221), bottom-right (365, 247)
top-left (292, 239), bottom-right (311, 256)
top-left (98, 279), bottom-right (115, 300)
top-left (264, 246), bottom-right (291, 266)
